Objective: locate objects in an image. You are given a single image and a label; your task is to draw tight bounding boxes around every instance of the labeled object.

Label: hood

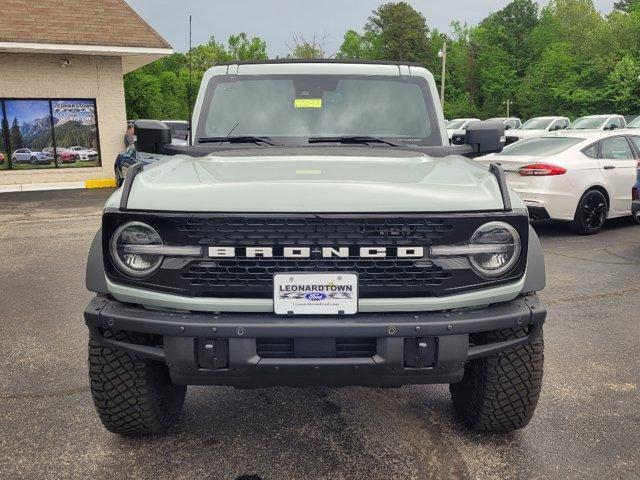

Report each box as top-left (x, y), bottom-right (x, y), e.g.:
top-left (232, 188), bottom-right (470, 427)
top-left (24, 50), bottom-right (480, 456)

top-left (109, 147), bottom-right (506, 213)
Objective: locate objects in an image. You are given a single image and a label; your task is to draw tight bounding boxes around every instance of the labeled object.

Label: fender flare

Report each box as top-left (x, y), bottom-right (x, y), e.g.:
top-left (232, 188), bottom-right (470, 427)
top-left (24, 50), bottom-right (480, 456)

top-left (522, 225), bottom-right (546, 293)
top-left (86, 228), bottom-right (109, 294)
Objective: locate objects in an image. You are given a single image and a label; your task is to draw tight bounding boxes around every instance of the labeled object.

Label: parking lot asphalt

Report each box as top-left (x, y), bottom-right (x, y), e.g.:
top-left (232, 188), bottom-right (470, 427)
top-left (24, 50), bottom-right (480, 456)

top-left (0, 188), bottom-right (638, 480)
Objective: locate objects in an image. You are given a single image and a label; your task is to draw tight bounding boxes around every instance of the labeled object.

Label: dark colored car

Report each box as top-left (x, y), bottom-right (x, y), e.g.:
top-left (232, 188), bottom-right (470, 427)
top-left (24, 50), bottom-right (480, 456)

top-left (114, 144), bottom-right (158, 187)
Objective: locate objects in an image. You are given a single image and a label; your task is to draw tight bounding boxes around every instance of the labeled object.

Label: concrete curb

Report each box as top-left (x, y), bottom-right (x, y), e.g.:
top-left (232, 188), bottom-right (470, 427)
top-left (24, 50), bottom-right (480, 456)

top-left (0, 178), bottom-right (116, 193)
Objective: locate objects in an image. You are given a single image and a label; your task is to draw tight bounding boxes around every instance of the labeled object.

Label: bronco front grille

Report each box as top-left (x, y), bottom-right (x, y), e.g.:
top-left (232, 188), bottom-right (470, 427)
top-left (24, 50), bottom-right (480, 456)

top-left (103, 212), bottom-right (529, 299)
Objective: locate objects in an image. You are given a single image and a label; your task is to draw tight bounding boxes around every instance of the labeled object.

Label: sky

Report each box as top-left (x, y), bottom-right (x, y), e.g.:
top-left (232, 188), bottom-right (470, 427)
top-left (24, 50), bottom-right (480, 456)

top-left (127, 0), bottom-right (617, 57)
top-left (5, 100), bottom-right (50, 123)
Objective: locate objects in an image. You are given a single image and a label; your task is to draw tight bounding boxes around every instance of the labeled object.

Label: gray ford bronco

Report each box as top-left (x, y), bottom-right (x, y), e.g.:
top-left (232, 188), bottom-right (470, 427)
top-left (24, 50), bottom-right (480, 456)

top-left (85, 60), bottom-right (546, 436)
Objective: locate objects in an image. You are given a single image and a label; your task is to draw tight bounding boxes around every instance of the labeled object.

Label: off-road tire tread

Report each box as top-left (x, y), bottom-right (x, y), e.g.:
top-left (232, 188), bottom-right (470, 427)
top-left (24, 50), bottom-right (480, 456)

top-left (450, 327), bottom-right (544, 432)
top-left (88, 329), bottom-right (186, 436)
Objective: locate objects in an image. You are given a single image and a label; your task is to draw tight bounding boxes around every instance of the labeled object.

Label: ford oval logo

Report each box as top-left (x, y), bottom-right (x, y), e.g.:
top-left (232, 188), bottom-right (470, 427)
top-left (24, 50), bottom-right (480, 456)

top-left (305, 292), bottom-right (327, 301)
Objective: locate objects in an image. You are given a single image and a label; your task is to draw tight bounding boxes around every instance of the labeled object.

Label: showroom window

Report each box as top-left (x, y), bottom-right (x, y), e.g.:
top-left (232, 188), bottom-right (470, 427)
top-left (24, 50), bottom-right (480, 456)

top-left (0, 99), bottom-right (101, 170)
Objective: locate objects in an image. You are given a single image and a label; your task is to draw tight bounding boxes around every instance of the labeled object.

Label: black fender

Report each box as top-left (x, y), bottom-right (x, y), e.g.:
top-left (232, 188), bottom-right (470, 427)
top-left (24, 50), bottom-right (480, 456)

top-left (86, 228), bottom-right (108, 294)
top-left (522, 225), bottom-right (546, 293)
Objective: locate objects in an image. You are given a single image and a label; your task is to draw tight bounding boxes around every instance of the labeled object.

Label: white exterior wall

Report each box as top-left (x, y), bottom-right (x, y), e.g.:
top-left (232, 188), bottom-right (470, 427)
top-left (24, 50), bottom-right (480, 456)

top-left (0, 52), bottom-right (126, 185)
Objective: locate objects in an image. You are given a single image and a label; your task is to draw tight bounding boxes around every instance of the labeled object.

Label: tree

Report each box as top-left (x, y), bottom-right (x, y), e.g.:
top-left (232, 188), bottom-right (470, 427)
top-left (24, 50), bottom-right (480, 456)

top-left (364, 2), bottom-right (431, 62)
top-left (124, 33), bottom-right (269, 120)
top-left (9, 117), bottom-right (23, 150)
top-left (287, 34), bottom-right (327, 59)
top-left (336, 30), bottom-right (379, 59)
top-left (613, 0), bottom-right (640, 12)
top-left (606, 55), bottom-right (640, 114)
top-left (228, 33), bottom-right (268, 61)
top-left (478, 0), bottom-right (539, 75)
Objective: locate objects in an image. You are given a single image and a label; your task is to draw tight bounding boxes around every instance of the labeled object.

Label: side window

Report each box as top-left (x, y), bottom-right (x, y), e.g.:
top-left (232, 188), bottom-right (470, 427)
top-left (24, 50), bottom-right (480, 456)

top-left (600, 136), bottom-right (634, 160)
top-left (582, 142), bottom-right (599, 159)
top-left (628, 136), bottom-right (640, 155)
top-left (613, 117), bottom-right (624, 128)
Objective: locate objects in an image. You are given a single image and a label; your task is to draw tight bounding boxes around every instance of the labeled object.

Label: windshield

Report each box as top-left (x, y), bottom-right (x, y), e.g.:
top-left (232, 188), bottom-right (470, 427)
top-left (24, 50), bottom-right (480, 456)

top-left (567, 117), bottom-right (606, 130)
top-left (520, 118), bottom-right (553, 130)
top-left (197, 74), bottom-right (439, 145)
top-left (447, 119), bottom-right (467, 129)
top-left (498, 136), bottom-right (584, 156)
top-left (627, 116), bottom-right (640, 128)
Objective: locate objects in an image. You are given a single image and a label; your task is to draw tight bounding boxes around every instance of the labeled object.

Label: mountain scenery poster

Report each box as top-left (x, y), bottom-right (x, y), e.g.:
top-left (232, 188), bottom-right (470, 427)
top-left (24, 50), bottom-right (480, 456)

top-left (0, 99), bottom-right (100, 170)
top-left (52, 100), bottom-right (100, 168)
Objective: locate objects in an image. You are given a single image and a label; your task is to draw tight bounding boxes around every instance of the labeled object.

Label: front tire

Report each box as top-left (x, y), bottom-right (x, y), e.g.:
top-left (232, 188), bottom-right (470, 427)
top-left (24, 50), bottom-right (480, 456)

top-left (450, 327), bottom-right (544, 433)
top-left (571, 189), bottom-right (608, 235)
top-left (88, 329), bottom-right (186, 436)
top-left (30, 156), bottom-right (38, 165)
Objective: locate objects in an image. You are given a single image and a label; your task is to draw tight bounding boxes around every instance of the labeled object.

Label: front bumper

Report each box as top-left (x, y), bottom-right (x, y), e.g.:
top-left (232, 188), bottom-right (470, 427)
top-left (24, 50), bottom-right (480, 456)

top-left (85, 294), bottom-right (546, 388)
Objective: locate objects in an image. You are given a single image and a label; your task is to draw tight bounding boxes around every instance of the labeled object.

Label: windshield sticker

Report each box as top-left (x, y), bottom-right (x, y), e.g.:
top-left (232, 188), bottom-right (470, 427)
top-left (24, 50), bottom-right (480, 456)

top-left (294, 98), bottom-right (322, 108)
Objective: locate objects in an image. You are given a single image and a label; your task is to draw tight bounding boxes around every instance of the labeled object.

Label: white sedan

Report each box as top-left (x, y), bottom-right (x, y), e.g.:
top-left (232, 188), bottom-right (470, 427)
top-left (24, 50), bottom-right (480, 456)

top-left (446, 118), bottom-right (480, 141)
top-left (478, 131), bottom-right (639, 234)
top-left (68, 146), bottom-right (99, 161)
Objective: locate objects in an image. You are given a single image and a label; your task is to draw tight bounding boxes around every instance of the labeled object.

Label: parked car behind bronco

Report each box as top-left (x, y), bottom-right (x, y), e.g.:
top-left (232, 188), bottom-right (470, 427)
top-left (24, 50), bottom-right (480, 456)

top-left (85, 60), bottom-right (546, 436)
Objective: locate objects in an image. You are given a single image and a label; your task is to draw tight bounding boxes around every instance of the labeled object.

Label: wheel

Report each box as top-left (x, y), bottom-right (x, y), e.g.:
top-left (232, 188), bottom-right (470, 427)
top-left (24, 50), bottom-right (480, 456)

top-left (88, 329), bottom-right (186, 436)
top-left (450, 327), bottom-right (544, 433)
top-left (30, 156), bottom-right (38, 165)
top-left (570, 189), bottom-right (607, 235)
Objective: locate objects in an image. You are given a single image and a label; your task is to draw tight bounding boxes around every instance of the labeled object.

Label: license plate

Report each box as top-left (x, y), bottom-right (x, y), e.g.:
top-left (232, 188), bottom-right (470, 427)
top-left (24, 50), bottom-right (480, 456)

top-left (273, 273), bottom-right (358, 315)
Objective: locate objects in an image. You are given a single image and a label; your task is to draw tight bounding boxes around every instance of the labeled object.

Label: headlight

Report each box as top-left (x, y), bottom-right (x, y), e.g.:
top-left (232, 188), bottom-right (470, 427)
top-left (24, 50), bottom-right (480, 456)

top-left (468, 222), bottom-right (521, 277)
top-left (110, 221), bottom-right (163, 278)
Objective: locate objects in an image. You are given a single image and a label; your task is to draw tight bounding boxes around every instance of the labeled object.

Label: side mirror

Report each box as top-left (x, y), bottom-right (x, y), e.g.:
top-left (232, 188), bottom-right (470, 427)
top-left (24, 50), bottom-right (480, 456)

top-left (609, 124), bottom-right (618, 130)
top-left (135, 120), bottom-right (172, 154)
top-left (504, 124), bottom-right (511, 130)
top-left (464, 121), bottom-right (505, 156)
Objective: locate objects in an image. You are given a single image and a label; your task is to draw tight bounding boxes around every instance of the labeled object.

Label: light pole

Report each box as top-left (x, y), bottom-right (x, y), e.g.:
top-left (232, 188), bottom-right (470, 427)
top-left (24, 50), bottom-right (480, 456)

top-left (503, 99), bottom-right (512, 117)
top-left (438, 41), bottom-right (447, 110)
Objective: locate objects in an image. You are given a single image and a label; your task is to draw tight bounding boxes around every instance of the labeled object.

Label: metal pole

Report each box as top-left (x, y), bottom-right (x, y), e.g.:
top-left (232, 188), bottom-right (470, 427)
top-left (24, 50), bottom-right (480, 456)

top-left (188, 15), bottom-right (193, 146)
top-left (440, 41), bottom-right (447, 110)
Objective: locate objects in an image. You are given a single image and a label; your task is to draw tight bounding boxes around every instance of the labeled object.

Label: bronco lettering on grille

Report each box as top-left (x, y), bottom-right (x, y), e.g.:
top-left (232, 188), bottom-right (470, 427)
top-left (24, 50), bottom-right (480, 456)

top-left (207, 246), bottom-right (424, 259)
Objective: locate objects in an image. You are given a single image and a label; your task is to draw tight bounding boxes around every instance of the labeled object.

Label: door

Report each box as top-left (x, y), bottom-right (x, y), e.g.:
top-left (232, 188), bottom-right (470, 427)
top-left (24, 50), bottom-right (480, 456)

top-left (598, 136), bottom-right (637, 212)
top-left (14, 149), bottom-right (27, 163)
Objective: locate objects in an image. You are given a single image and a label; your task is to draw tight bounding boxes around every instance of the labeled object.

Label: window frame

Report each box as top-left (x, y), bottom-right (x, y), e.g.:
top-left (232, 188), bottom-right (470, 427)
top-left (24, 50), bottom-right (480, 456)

top-left (0, 98), bottom-right (101, 171)
top-left (598, 135), bottom-right (636, 161)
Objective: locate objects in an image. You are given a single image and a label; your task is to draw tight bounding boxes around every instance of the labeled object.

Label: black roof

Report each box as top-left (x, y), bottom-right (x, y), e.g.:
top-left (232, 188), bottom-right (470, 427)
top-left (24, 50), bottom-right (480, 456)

top-left (215, 58), bottom-right (425, 68)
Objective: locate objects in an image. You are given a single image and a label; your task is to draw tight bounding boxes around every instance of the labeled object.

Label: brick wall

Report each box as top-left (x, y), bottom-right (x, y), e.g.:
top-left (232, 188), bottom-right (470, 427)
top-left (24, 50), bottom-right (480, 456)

top-left (0, 52), bottom-right (126, 185)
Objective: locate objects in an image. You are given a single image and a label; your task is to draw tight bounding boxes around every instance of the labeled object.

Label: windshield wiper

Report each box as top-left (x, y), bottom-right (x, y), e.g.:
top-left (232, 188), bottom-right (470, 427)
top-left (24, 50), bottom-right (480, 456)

top-left (308, 136), bottom-right (400, 147)
top-left (197, 136), bottom-right (278, 146)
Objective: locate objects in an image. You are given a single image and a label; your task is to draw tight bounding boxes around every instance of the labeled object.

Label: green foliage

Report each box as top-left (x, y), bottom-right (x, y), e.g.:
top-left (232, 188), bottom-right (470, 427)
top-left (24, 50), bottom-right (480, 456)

top-left (126, 2), bottom-right (640, 122)
top-left (54, 122), bottom-right (98, 149)
top-left (363, 2), bottom-right (431, 63)
top-left (286, 34), bottom-right (327, 59)
top-left (124, 33), bottom-right (267, 120)
top-left (613, 0), bottom-right (640, 13)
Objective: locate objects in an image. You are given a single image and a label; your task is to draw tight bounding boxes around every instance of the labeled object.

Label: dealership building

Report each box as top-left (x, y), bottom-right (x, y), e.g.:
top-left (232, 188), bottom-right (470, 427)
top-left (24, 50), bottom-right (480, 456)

top-left (0, 0), bottom-right (172, 190)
